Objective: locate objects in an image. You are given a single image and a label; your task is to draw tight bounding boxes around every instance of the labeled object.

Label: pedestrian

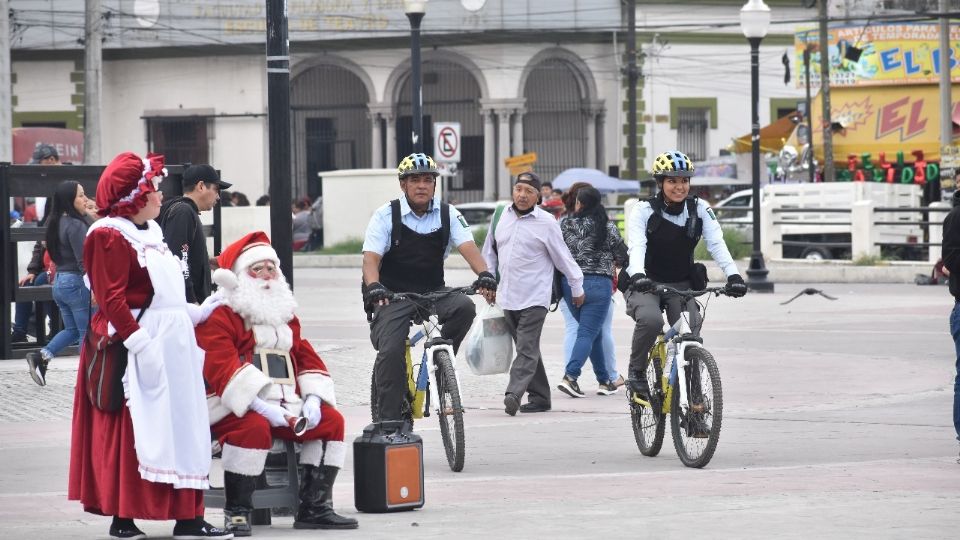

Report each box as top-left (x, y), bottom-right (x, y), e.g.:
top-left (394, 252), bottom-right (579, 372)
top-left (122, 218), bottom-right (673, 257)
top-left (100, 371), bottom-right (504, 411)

top-left (557, 182), bottom-right (624, 394)
top-left (556, 186), bottom-right (628, 399)
top-left (292, 198), bottom-right (311, 251)
top-left (158, 164), bottom-right (232, 304)
top-left (255, 194), bottom-right (270, 206)
top-left (306, 195), bottom-right (324, 251)
top-left (200, 232), bottom-right (358, 535)
top-left (362, 152), bottom-right (497, 426)
top-left (67, 152), bottom-right (230, 540)
top-left (940, 189), bottom-right (960, 463)
top-left (10, 203), bottom-right (55, 344)
top-left (25, 181), bottom-right (92, 386)
top-left (621, 151), bottom-right (746, 438)
top-left (482, 171), bottom-right (584, 415)
top-left (232, 192), bottom-right (251, 207)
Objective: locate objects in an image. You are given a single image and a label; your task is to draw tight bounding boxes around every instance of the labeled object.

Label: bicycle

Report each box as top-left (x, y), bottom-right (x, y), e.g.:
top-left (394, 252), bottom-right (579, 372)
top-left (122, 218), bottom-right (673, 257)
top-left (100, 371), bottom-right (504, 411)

top-left (628, 284), bottom-right (731, 468)
top-left (369, 286), bottom-right (475, 472)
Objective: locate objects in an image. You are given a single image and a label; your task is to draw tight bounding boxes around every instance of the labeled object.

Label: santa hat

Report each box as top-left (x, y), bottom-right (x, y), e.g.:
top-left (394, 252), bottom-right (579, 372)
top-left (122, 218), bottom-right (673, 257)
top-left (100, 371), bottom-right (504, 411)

top-left (96, 152), bottom-right (166, 218)
top-left (212, 231), bottom-right (281, 290)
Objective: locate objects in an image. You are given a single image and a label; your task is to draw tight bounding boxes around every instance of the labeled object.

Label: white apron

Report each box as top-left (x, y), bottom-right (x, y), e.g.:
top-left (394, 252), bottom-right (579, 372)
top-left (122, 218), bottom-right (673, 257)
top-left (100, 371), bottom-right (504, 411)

top-left (123, 244), bottom-right (211, 490)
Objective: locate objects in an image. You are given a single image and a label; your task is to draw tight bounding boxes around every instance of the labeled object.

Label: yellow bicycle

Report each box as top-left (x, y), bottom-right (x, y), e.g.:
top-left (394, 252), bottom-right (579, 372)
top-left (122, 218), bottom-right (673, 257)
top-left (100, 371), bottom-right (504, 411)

top-left (628, 284), bottom-right (729, 468)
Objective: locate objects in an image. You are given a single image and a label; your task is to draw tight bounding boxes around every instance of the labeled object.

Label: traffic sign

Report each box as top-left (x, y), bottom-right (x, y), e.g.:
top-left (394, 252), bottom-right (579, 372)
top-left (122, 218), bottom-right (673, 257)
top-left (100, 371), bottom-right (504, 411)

top-left (505, 152), bottom-right (537, 176)
top-left (433, 122), bottom-right (461, 163)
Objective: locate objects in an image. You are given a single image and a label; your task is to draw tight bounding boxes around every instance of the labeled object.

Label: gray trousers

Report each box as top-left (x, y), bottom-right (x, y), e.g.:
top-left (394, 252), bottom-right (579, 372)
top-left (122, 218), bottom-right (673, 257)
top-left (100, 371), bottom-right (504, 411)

top-left (503, 306), bottom-right (551, 406)
top-left (369, 293), bottom-right (476, 421)
top-left (624, 280), bottom-right (701, 379)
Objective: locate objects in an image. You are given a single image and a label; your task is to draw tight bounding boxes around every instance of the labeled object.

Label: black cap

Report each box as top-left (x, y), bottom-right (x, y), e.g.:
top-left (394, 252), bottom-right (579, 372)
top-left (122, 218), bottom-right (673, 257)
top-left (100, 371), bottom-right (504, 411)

top-left (182, 164), bottom-right (232, 190)
top-left (29, 143), bottom-right (59, 164)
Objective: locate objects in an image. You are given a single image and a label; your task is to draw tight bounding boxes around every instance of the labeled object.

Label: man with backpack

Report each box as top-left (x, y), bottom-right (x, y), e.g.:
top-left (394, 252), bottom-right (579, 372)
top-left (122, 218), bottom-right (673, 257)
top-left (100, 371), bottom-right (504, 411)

top-left (482, 171), bottom-right (584, 416)
top-left (361, 153), bottom-right (497, 426)
top-left (158, 164), bottom-right (232, 303)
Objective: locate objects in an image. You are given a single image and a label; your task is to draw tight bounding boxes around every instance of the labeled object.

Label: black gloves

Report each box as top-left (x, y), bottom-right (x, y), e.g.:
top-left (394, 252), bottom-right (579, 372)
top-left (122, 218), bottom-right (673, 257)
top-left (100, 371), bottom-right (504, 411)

top-left (365, 281), bottom-right (392, 304)
top-left (630, 273), bottom-right (655, 293)
top-left (724, 274), bottom-right (747, 298)
top-left (473, 271), bottom-right (498, 292)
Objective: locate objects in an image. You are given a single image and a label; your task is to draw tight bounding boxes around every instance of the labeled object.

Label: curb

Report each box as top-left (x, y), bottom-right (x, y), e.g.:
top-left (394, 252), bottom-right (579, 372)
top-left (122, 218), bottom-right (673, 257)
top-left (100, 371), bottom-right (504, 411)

top-left (293, 254), bottom-right (936, 284)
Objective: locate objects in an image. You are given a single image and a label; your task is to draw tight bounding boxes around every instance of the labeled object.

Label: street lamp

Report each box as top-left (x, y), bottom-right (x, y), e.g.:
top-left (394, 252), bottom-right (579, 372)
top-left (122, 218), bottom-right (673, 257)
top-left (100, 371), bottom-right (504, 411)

top-left (740, 0), bottom-right (774, 292)
top-left (404, 0), bottom-right (428, 153)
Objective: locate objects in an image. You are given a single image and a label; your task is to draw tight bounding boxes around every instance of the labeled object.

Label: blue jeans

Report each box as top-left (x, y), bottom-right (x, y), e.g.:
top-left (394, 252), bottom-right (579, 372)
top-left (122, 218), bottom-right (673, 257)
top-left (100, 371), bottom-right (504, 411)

top-left (43, 273), bottom-right (91, 357)
top-left (561, 296), bottom-right (618, 383)
top-left (13, 271), bottom-right (55, 335)
top-left (561, 274), bottom-right (613, 381)
top-left (950, 302), bottom-right (960, 441)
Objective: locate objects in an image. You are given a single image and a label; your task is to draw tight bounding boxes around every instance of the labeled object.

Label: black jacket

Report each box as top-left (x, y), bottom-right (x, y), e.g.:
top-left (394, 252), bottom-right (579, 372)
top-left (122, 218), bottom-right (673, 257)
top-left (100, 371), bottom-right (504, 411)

top-left (158, 196), bottom-right (210, 303)
top-left (942, 192), bottom-right (960, 300)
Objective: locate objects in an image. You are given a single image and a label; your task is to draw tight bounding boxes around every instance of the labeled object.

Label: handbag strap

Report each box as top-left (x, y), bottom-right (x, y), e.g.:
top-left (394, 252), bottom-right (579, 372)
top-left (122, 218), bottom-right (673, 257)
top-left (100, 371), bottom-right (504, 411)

top-left (85, 287), bottom-right (154, 341)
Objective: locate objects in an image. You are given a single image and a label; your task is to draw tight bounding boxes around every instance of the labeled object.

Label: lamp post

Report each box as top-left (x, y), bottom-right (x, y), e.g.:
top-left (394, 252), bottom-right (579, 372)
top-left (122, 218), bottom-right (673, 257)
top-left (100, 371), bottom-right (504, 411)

top-left (740, 0), bottom-right (774, 292)
top-left (404, 0), bottom-right (427, 153)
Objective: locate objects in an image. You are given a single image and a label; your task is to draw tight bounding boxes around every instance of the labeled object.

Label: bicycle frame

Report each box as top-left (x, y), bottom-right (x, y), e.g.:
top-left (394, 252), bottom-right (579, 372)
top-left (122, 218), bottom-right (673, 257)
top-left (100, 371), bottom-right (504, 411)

top-left (661, 316), bottom-right (703, 418)
top-left (409, 313), bottom-right (463, 418)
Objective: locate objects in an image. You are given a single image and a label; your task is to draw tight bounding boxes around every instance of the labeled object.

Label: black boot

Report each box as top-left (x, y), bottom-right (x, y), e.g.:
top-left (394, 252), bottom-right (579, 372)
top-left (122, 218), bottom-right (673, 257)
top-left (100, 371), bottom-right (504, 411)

top-left (223, 471), bottom-right (258, 537)
top-left (294, 465), bottom-right (359, 530)
top-left (109, 516), bottom-right (146, 540)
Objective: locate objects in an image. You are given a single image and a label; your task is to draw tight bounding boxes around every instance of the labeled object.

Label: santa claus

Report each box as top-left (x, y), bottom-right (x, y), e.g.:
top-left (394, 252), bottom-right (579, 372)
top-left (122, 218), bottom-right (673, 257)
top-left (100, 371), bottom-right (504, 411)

top-left (196, 232), bottom-right (358, 535)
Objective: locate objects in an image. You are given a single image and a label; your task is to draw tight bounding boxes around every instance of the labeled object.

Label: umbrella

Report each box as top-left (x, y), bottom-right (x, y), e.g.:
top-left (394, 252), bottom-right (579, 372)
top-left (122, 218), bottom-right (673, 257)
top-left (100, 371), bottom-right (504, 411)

top-left (551, 168), bottom-right (643, 194)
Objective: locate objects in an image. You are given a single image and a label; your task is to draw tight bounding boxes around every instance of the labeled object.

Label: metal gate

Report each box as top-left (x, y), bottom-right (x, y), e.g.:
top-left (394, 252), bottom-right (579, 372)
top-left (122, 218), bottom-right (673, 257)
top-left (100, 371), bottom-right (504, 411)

top-left (291, 64), bottom-right (371, 201)
top-left (676, 108), bottom-right (709, 161)
top-left (523, 58), bottom-right (585, 182)
top-left (396, 60), bottom-right (483, 203)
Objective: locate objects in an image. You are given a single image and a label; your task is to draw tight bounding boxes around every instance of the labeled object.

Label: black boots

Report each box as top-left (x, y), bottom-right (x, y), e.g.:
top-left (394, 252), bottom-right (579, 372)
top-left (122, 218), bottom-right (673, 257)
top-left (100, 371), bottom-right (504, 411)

top-left (293, 465), bottom-right (359, 530)
top-left (223, 471), bottom-right (257, 537)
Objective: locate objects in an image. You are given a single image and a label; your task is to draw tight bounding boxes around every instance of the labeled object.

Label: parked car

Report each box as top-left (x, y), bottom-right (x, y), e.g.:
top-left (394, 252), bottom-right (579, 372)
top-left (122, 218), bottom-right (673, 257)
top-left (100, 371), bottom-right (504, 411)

top-left (455, 201), bottom-right (507, 227)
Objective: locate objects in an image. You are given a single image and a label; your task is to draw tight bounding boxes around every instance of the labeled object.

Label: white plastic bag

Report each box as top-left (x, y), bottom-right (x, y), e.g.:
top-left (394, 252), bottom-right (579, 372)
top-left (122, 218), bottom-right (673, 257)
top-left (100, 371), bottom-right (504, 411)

top-left (463, 302), bottom-right (513, 376)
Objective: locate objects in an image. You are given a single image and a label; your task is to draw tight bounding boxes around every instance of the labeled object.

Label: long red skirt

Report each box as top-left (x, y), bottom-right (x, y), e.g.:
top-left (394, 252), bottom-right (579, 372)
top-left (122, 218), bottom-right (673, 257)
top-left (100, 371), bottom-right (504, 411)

top-left (67, 352), bottom-right (204, 520)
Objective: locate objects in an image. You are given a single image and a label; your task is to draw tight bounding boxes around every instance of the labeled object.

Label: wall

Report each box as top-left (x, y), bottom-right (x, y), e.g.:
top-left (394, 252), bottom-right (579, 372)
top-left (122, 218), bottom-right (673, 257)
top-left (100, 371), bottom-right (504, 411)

top-left (321, 169), bottom-right (418, 247)
top-left (12, 60), bottom-right (75, 113)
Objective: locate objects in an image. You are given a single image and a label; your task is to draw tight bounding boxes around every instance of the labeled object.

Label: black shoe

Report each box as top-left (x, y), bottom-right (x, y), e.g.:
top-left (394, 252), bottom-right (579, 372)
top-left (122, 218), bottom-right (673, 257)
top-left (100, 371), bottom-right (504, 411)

top-left (294, 465), bottom-right (359, 530)
top-left (10, 330), bottom-right (27, 343)
top-left (26, 351), bottom-right (48, 387)
top-left (110, 517), bottom-right (146, 540)
top-left (172, 518), bottom-right (234, 539)
top-left (223, 471), bottom-right (257, 537)
top-left (519, 401), bottom-right (551, 413)
top-left (503, 393), bottom-right (520, 416)
top-left (625, 378), bottom-right (650, 402)
top-left (557, 375), bottom-right (585, 398)
top-left (680, 413), bottom-right (711, 439)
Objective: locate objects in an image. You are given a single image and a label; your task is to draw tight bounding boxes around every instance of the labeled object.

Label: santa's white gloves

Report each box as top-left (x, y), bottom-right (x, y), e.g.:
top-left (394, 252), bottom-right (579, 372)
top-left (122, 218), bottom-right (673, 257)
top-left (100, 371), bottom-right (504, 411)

top-left (123, 328), bottom-right (152, 355)
top-left (186, 292), bottom-right (224, 326)
top-left (250, 397), bottom-right (289, 428)
top-left (302, 395), bottom-right (322, 429)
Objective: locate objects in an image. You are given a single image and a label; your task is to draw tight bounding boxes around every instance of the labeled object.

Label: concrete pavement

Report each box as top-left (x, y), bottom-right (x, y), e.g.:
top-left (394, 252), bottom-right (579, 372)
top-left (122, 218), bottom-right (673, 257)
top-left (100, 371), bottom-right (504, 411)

top-left (1, 268), bottom-right (958, 539)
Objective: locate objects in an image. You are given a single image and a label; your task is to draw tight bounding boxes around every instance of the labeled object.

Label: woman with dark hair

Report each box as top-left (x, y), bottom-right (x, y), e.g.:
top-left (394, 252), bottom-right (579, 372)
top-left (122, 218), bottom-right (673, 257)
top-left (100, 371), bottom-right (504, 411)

top-left (556, 186), bottom-right (628, 399)
top-left (25, 181), bottom-right (92, 386)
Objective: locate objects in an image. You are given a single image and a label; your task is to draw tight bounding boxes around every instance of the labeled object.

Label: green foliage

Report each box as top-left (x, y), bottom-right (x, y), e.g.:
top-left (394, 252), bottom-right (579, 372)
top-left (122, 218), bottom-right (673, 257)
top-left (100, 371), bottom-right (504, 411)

top-left (308, 237), bottom-right (364, 255)
top-left (852, 253), bottom-right (888, 266)
top-left (694, 227), bottom-right (751, 260)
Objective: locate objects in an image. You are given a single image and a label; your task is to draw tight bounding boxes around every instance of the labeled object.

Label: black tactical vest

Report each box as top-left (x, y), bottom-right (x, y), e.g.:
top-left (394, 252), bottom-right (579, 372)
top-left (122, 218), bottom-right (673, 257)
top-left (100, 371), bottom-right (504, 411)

top-left (378, 199), bottom-right (450, 294)
top-left (644, 196), bottom-right (702, 283)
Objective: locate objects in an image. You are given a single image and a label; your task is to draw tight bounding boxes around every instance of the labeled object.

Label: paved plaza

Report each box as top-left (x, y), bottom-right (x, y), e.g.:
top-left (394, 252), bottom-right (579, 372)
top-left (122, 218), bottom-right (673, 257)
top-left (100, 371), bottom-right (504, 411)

top-left (1, 268), bottom-right (959, 539)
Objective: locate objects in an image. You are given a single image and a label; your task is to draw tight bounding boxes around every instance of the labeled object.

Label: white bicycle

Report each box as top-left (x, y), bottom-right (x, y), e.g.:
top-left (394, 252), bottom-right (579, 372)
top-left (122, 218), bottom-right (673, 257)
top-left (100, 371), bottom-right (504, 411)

top-left (369, 287), bottom-right (474, 472)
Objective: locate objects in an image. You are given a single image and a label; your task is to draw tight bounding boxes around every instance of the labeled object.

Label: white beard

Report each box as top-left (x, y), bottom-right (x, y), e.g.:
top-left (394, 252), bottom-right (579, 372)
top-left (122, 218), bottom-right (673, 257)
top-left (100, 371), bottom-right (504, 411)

top-left (222, 271), bottom-right (298, 327)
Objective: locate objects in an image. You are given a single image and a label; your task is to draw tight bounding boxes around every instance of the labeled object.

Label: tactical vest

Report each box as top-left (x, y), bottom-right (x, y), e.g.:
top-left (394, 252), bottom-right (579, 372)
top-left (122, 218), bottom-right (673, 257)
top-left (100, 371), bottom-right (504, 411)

top-left (644, 196), bottom-right (702, 283)
top-left (378, 199), bottom-right (450, 294)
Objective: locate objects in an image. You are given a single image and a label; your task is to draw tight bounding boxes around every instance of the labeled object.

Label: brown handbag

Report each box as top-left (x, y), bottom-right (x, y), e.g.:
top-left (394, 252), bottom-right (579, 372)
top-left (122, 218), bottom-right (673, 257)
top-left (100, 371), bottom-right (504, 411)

top-left (84, 295), bottom-right (152, 412)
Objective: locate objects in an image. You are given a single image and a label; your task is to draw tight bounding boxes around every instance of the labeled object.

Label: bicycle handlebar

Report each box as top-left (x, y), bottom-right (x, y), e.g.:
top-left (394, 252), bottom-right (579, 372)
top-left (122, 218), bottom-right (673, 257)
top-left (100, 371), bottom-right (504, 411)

top-left (651, 284), bottom-right (730, 299)
top-left (389, 286), bottom-right (477, 303)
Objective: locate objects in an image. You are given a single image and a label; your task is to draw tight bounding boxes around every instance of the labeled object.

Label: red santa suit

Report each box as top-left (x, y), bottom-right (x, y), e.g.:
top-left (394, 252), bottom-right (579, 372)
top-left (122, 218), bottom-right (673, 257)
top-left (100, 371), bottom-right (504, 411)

top-left (195, 231), bottom-right (356, 534)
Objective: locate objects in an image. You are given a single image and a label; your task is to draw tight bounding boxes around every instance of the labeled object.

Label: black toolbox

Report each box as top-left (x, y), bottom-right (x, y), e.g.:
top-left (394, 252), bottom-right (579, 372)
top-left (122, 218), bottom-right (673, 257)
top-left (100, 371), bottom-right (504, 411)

top-left (353, 421), bottom-right (425, 512)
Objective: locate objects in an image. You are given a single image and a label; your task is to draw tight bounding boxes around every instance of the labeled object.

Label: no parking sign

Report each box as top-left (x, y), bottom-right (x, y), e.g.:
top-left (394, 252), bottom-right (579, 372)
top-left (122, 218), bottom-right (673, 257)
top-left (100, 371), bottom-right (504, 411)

top-left (433, 122), bottom-right (461, 163)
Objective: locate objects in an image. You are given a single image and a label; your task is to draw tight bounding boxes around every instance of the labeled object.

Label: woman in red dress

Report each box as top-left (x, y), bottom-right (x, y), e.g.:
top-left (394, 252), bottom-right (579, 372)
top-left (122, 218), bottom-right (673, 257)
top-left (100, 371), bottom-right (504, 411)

top-left (68, 152), bottom-right (231, 540)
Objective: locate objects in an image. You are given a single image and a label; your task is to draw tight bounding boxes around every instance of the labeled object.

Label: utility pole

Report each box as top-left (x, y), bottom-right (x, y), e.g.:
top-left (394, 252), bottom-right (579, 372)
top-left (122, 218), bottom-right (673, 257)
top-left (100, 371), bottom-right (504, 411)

top-left (0, 0), bottom-right (12, 163)
top-left (266, 0), bottom-right (293, 288)
top-left (625, 0), bottom-right (638, 180)
top-left (83, 0), bottom-right (102, 164)
top-left (938, 0), bottom-right (952, 156)
top-left (817, 0), bottom-right (834, 181)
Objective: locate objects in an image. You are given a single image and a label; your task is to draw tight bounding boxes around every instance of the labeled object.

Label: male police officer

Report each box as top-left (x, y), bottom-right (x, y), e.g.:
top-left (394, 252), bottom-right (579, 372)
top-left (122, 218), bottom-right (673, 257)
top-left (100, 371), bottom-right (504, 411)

top-left (362, 153), bottom-right (497, 425)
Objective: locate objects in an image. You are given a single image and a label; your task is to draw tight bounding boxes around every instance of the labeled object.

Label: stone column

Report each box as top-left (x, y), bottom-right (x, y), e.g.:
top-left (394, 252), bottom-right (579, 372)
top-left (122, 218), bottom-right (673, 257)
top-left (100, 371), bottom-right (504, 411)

top-left (585, 112), bottom-right (597, 170)
top-left (595, 108), bottom-right (606, 173)
top-left (482, 108), bottom-right (496, 201)
top-left (496, 108), bottom-right (512, 199)
top-left (511, 108), bottom-right (525, 157)
top-left (384, 110), bottom-right (397, 167)
top-left (368, 111), bottom-right (383, 169)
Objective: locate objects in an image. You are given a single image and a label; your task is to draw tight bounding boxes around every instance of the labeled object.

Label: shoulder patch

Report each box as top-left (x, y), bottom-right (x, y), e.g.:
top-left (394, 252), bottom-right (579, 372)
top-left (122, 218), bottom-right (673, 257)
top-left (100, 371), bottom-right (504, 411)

top-left (706, 208), bottom-right (717, 221)
top-left (457, 214), bottom-right (469, 229)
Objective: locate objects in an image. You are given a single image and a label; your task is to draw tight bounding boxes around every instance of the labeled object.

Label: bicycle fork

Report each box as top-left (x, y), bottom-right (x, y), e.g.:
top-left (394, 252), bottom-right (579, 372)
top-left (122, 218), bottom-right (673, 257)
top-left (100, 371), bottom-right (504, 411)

top-left (425, 342), bottom-right (460, 416)
top-left (665, 316), bottom-right (700, 418)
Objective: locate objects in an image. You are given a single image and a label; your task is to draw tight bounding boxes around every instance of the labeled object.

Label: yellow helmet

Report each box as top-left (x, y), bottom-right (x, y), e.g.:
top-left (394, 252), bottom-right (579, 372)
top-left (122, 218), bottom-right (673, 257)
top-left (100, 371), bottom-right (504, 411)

top-left (397, 153), bottom-right (440, 180)
top-left (652, 150), bottom-right (695, 178)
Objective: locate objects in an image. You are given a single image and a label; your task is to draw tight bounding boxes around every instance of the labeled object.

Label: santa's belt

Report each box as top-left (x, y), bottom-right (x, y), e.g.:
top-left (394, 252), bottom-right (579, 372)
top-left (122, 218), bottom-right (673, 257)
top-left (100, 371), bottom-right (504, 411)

top-left (243, 348), bottom-right (296, 385)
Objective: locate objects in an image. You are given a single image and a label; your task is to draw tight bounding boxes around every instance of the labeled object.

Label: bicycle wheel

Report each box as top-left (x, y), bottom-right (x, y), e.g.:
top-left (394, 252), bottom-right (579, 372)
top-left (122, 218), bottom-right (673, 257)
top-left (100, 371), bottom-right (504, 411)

top-left (630, 350), bottom-right (665, 457)
top-left (670, 346), bottom-right (723, 468)
top-left (434, 351), bottom-right (466, 472)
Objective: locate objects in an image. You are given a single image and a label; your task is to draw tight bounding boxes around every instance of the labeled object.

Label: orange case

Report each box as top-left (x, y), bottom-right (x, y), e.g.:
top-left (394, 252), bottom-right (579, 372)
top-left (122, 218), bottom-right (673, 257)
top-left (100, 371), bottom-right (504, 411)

top-left (386, 445), bottom-right (423, 507)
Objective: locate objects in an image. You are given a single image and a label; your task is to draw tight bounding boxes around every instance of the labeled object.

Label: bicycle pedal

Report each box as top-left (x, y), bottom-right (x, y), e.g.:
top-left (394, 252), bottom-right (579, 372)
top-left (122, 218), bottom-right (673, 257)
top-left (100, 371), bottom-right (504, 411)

top-left (630, 395), bottom-right (651, 408)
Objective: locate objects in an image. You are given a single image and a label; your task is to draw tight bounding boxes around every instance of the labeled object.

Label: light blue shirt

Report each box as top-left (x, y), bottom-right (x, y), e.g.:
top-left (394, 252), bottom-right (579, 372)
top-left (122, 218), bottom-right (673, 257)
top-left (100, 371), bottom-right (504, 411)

top-left (626, 198), bottom-right (739, 279)
top-left (362, 195), bottom-right (474, 258)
